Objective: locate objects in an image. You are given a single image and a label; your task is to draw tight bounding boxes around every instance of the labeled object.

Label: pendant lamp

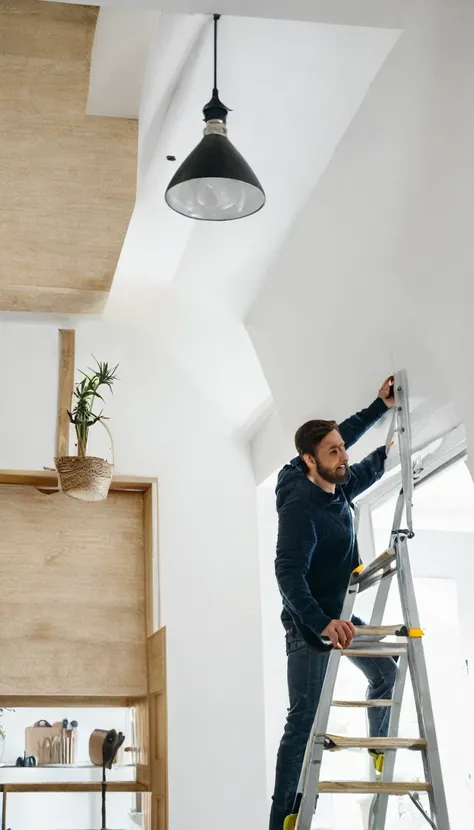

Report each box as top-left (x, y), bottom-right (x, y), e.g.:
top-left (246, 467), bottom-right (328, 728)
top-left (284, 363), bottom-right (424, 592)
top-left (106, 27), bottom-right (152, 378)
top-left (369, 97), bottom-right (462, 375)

top-left (165, 14), bottom-right (265, 221)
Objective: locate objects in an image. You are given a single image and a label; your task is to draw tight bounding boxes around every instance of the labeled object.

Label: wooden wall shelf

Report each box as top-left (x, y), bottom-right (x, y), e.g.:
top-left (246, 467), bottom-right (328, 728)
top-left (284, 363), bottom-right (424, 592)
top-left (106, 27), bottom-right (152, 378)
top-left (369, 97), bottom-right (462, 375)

top-left (0, 696), bottom-right (136, 708)
top-left (0, 469), bottom-right (155, 492)
top-left (1, 781), bottom-right (148, 793)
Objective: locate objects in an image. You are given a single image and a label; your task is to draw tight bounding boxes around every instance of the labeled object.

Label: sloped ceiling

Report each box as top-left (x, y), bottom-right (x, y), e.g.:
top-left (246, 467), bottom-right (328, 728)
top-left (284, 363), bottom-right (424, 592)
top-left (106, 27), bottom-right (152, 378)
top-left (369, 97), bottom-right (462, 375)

top-left (0, 0), bottom-right (137, 314)
top-left (103, 13), bottom-right (400, 430)
top-left (247, 0), bottom-right (471, 482)
top-left (43, 0), bottom-right (409, 29)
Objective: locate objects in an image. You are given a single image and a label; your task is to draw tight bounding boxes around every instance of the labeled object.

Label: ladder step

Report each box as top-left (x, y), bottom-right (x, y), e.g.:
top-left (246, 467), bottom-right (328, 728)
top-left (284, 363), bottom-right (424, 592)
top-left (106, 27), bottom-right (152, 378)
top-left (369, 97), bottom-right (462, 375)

top-left (332, 699), bottom-right (393, 708)
top-left (341, 645), bottom-right (407, 657)
top-left (353, 625), bottom-right (406, 638)
top-left (352, 548), bottom-right (396, 586)
top-left (323, 734), bottom-right (426, 751)
top-left (321, 628), bottom-right (405, 649)
top-left (318, 781), bottom-right (431, 794)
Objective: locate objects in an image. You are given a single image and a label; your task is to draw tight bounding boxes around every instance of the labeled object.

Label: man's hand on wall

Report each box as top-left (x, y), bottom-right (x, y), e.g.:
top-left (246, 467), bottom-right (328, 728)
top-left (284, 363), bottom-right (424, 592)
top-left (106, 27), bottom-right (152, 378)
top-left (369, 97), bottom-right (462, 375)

top-left (378, 375), bottom-right (395, 408)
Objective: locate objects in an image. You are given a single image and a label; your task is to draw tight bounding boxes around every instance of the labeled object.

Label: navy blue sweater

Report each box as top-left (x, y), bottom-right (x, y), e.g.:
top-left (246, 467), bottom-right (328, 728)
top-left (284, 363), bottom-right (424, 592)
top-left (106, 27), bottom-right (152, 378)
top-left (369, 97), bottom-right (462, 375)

top-left (275, 397), bottom-right (388, 644)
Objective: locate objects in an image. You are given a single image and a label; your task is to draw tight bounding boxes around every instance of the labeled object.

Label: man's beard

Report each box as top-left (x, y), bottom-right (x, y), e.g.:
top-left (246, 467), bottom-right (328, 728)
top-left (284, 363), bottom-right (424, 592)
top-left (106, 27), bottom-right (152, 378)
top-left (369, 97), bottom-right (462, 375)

top-left (316, 459), bottom-right (349, 485)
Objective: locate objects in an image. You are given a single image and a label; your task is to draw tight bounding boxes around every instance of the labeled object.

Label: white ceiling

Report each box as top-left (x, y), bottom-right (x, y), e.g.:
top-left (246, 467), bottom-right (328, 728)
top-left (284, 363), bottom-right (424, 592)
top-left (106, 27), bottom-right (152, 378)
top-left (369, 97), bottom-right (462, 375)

top-left (247, 0), bottom-right (474, 483)
top-left (37, 0), bottom-right (474, 497)
top-left (87, 8), bottom-right (160, 119)
top-left (92, 11), bottom-right (400, 430)
top-left (43, 0), bottom-right (409, 28)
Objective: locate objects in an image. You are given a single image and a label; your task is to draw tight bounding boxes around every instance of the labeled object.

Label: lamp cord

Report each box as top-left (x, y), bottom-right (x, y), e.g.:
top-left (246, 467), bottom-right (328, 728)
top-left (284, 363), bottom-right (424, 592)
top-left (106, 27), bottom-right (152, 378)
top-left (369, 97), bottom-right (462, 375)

top-left (101, 763), bottom-right (106, 830)
top-left (213, 13), bottom-right (220, 96)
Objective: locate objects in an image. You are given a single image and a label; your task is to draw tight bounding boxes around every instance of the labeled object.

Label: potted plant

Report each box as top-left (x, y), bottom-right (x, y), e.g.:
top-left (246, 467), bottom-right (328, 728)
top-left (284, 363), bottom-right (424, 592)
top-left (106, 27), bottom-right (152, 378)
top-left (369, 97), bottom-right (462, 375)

top-left (0, 708), bottom-right (13, 763)
top-left (55, 358), bottom-right (119, 502)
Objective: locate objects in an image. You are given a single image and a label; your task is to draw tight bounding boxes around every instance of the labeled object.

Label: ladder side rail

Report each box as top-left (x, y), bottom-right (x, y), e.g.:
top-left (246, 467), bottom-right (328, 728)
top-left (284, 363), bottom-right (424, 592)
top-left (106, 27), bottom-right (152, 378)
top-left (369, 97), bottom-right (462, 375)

top-left (368, 489), bottom-right (403, 628)
top-left (393, 371), bottom-right (414, 534)
top-left (391, 490), bottom-right (405, 540)
top-left (294, 652), bottom-right (342, 830)
top-left (397, 534), bottom-right (451, 830)
top-left (295, 587), bottom-right (359, 830)
top-left (369, 650), bottom-right (409, 830)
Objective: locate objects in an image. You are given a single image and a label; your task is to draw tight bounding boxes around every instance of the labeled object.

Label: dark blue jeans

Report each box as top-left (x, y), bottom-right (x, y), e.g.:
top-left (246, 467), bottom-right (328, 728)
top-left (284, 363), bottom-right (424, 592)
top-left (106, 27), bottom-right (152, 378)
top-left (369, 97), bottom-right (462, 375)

top-left (269, 620), bottom-right (398, 830)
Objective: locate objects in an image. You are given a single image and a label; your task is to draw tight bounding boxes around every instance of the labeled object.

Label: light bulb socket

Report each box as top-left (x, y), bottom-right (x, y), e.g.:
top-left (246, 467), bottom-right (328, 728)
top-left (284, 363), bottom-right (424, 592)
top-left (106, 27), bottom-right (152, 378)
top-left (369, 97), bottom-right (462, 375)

top-left (202, 92), bottom-right (229, 123)
top-left (204, 119), bottom-right (227, 137)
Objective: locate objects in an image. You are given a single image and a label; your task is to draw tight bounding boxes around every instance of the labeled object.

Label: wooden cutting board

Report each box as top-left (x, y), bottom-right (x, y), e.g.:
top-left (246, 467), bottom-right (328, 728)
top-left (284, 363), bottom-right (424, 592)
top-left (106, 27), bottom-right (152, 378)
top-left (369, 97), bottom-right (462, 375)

top-left (25, 722), bottom-right (64, 764)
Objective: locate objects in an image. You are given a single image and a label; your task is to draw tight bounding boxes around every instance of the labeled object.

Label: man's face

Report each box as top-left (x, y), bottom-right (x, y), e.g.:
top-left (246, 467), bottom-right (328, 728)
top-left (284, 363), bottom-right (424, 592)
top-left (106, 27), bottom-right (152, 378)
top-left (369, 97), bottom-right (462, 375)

top-left (305, 429), bottom-right (349, 485)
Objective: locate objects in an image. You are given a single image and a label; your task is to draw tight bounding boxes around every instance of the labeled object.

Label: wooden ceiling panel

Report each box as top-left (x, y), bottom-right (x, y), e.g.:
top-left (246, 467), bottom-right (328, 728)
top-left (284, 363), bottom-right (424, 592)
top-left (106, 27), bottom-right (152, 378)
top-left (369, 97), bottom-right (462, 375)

top-left (0, 0), bottom-right (138, 313)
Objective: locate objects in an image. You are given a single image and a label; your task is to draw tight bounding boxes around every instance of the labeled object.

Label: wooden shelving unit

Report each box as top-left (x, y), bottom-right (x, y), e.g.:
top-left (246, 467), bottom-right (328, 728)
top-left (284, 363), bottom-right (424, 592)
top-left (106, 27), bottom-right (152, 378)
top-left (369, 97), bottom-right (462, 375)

top-left (0, 471), bottom-right (167, 830)
top-left (0, 332), bottom-right (167, 830)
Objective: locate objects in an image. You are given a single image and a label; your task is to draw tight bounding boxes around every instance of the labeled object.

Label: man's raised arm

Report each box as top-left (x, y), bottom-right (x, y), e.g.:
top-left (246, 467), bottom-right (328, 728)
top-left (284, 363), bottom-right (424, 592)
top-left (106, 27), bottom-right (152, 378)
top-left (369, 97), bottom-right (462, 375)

top-left (338, 376), bottom-right (394, 450)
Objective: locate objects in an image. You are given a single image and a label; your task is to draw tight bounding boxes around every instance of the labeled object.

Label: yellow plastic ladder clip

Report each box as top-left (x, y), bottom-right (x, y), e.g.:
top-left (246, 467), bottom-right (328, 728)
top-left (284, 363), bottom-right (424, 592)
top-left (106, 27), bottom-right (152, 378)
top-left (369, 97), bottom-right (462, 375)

top-left (353, 564), bottom-right (365, 574)
top-left (407, 628), bottom-right (424, 638)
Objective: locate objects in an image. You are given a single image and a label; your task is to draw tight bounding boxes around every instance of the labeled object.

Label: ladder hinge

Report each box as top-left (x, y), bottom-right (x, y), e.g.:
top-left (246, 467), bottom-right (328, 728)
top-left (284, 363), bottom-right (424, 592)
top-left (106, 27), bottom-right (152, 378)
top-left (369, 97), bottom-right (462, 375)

top-left (393, 528), bottom-right (416, 539)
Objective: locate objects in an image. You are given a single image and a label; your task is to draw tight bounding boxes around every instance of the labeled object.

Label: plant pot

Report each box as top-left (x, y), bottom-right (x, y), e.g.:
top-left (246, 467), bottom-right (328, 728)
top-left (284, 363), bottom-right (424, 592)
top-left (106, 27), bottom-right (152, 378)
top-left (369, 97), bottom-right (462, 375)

top-left (55, 456), bottom-right (113, 502)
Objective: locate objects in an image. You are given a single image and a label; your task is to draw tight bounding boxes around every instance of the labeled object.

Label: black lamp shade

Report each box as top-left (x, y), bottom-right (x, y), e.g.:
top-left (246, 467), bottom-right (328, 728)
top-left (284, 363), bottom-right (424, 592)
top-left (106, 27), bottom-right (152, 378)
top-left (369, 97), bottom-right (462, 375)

top-left (165, 133), bottom-right (265, 221)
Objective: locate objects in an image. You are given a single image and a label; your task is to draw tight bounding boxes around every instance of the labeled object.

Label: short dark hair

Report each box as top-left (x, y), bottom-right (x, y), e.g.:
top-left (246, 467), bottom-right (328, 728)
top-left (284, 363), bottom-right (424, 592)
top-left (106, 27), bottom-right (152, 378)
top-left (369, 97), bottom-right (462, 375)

top-left (294, 419), bottom-right (339, 470)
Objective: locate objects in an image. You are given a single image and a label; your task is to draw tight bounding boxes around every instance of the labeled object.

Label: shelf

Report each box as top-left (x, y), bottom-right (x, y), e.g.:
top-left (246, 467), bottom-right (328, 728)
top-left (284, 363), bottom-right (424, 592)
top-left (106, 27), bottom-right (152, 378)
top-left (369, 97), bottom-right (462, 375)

top-left (0, 469), bottom-right (155, 492)
top-left (0, 764), bottom-right (134, 770)
top-left (1, 781), bottom-right (148, 793)
top-left (0, 695), bottom-right (142, 708)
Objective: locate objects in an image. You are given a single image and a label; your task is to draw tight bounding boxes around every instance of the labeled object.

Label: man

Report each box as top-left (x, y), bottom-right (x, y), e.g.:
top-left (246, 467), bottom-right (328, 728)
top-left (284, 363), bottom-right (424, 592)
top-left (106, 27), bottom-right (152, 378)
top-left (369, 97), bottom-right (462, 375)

top-left (269, 377), bottom-right (397, 830)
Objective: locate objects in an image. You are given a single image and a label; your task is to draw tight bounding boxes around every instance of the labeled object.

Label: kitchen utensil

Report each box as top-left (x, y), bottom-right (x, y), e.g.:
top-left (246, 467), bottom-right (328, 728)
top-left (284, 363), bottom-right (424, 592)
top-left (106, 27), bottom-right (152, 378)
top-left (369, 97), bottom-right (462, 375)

top-left (25, 722), bottom-right (62, 763)
top-left (15, 753), bottom-right (36, 767)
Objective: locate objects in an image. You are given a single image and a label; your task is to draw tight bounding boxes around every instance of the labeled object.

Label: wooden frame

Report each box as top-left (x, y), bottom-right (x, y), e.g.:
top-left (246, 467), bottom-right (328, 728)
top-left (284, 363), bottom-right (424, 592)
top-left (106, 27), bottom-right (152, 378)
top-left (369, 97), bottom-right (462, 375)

top-left (0, 470), bottom-right (166, 830)
top-left (56, 328), bottom-right (75, 458)
top-left (0, 469), bottom-right (156, 492)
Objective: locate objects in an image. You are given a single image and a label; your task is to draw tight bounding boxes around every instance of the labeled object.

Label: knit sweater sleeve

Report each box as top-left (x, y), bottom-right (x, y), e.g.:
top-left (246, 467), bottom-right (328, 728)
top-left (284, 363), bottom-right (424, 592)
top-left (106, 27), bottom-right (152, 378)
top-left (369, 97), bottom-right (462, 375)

top-left (275, 501), bottom-right (332, 636)
top-left (338, 397), bottom-right (388, 450)
top-left (343, 446), bottom-right (387, 501)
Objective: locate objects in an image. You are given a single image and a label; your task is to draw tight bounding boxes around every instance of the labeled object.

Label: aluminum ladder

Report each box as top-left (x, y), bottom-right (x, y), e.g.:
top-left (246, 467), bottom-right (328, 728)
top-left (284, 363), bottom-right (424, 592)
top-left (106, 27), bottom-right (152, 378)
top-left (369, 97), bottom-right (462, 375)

top-left (284, 370), bottom-right (450, 830)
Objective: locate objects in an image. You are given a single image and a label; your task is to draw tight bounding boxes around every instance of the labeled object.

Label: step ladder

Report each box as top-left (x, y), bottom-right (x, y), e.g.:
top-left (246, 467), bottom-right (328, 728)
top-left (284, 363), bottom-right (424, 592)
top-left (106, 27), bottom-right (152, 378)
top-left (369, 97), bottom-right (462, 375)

top-left (284, 371), bottom-right (450, 830)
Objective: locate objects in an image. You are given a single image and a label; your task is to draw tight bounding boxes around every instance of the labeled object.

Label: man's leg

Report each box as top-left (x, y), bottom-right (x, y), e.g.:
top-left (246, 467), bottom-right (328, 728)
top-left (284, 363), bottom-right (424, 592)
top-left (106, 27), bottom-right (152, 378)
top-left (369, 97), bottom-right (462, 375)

top-left (269, 628), bottom-right (329, 830)
top-left (347, 653), bottom-right (398, 737)
top-left (349, 617), bottom-right (398, 739)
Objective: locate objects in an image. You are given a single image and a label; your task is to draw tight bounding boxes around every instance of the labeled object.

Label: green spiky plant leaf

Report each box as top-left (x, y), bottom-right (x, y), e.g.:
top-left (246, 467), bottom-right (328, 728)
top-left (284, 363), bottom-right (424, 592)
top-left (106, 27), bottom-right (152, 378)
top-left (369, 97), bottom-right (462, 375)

top-left (0, 708), bottom-right (14, 740)
top-left (67, 358), bottom-right (119, 458)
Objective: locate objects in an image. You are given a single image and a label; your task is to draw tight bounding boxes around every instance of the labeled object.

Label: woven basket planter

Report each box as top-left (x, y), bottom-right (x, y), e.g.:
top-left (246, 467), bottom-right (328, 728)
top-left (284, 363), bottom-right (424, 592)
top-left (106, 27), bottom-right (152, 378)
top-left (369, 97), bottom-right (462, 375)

top-left (55, 455), bottom-right (113, 502)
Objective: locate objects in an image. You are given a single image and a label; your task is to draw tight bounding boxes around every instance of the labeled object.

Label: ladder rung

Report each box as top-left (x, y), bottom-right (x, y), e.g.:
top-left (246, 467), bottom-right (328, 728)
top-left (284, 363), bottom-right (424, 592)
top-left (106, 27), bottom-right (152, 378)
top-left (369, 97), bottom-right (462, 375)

top-left (318, 781), bottom-right (431, 794)
top-left (353, 625), bottom-right (405, 638)
top-left (332, 699), bottom-right (393, 708)
top-left (341, 645), bottom-right (407, 657)
top-left (323, 734), bottom-right (426, 751)
top-left (352, 548), bottom-right (396, 586)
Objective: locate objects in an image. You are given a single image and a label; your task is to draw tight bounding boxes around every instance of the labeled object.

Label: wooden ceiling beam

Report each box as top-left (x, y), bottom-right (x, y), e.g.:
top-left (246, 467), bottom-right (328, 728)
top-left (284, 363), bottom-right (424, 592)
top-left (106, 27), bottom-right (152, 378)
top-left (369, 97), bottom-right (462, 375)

top-left (0, 0), bottom-right (137, 314)
top-left (0, 285), bottom-right (108, 314)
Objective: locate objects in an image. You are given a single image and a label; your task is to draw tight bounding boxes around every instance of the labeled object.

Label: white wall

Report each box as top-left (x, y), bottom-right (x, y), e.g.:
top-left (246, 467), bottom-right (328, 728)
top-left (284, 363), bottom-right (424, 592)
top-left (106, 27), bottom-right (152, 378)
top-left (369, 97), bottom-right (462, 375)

top-left (256, 474), bottom-right (287, 803)
top-left (247, 0), bottom-right (474, 479)
top-left (0, 317), bottom-right (267, 830)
